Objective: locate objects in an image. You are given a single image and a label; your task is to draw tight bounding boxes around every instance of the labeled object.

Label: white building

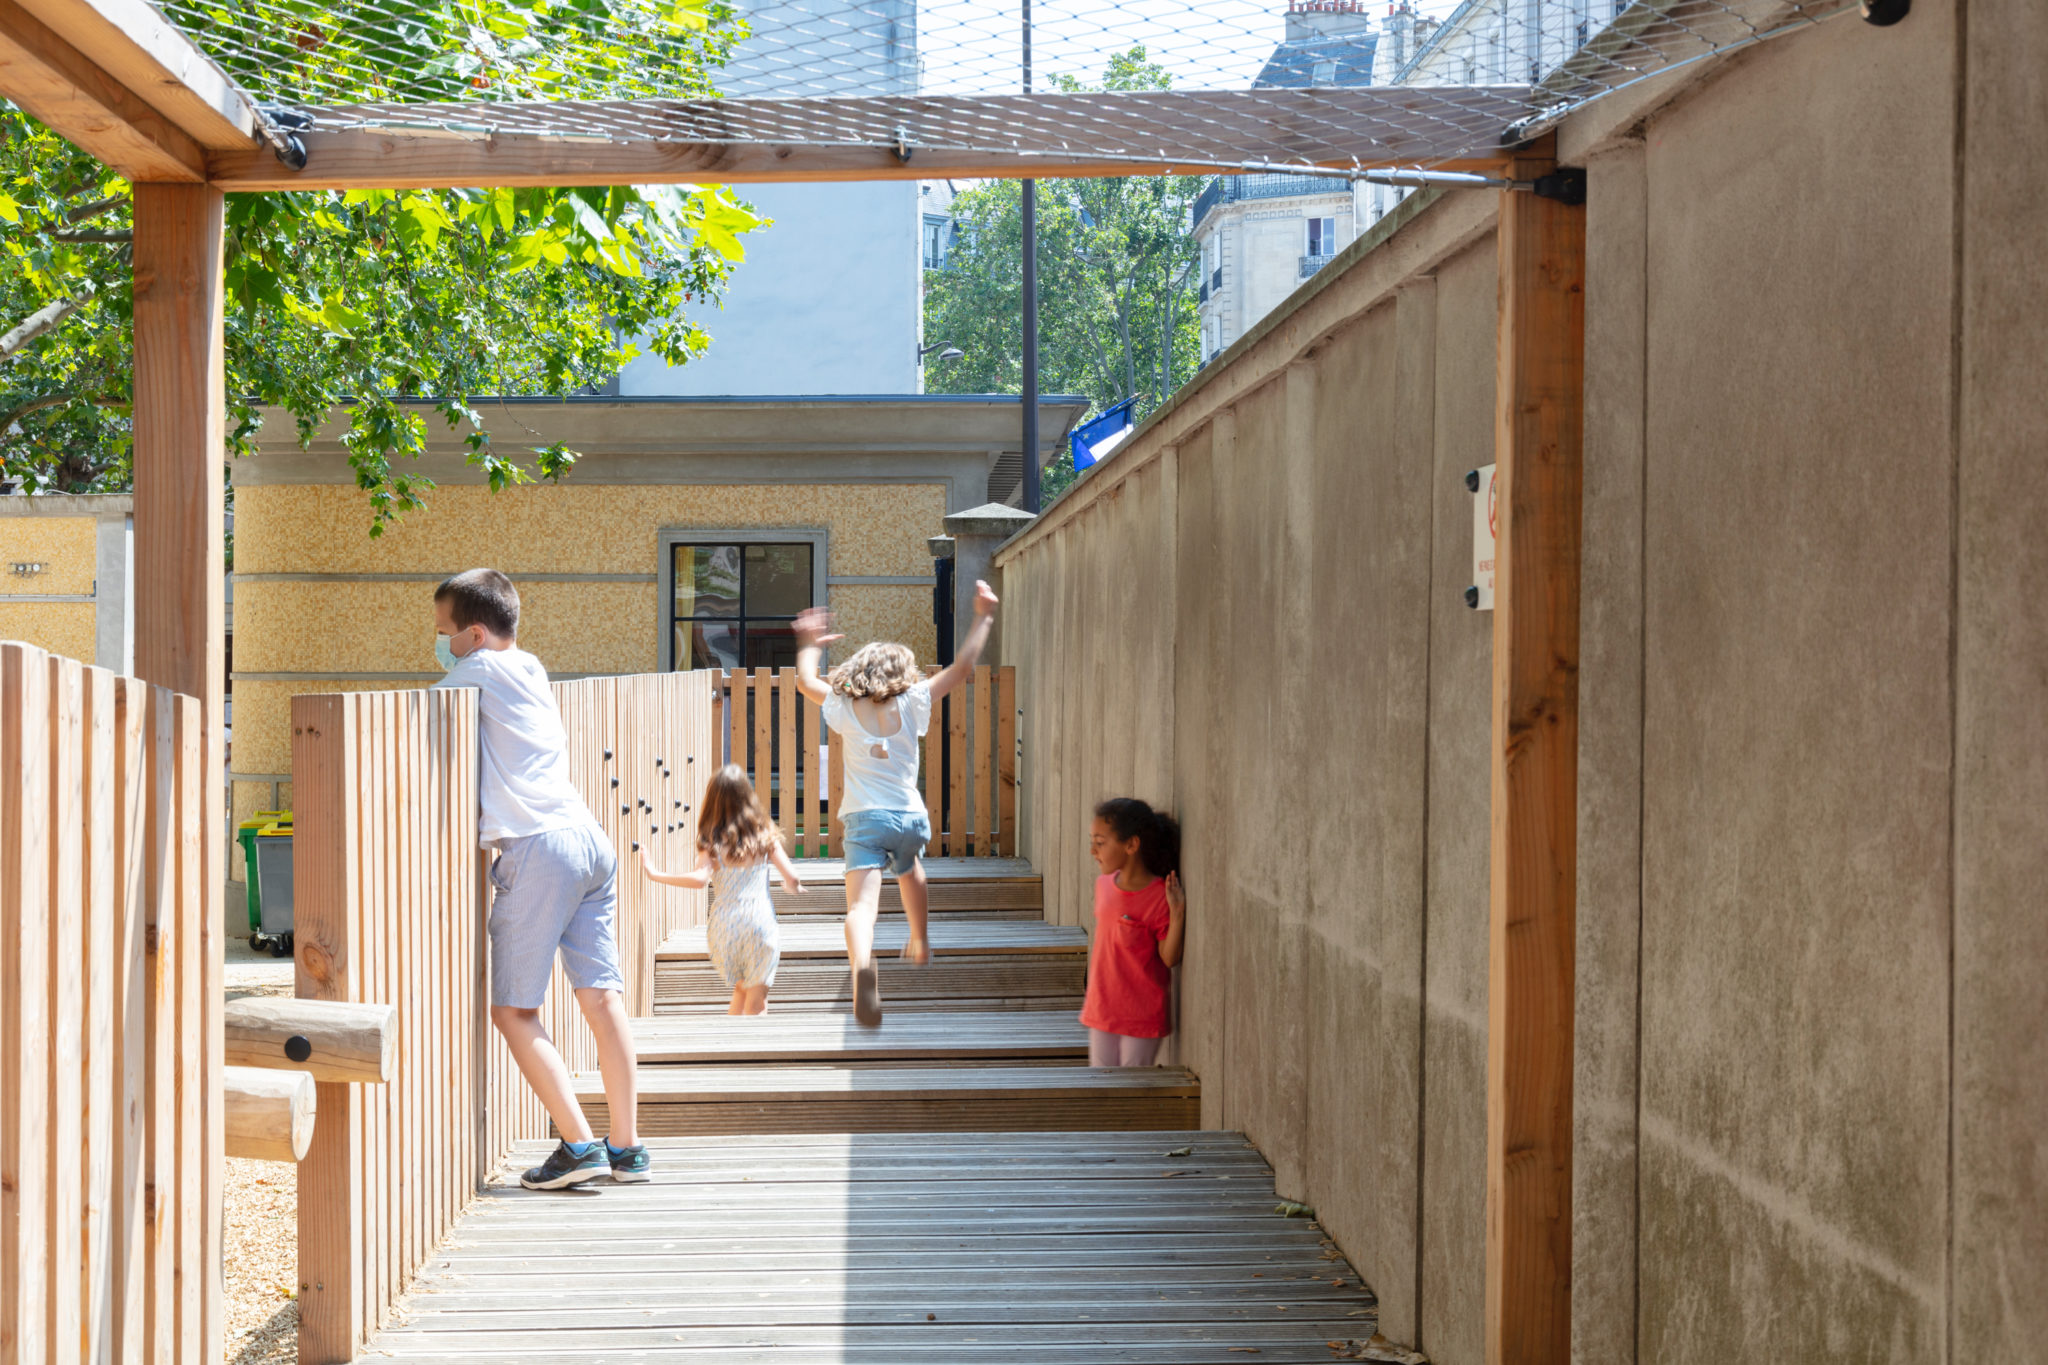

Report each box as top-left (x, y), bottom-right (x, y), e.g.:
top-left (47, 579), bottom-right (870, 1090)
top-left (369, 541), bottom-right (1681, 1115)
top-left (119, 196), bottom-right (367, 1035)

top-left (1360, 0), bottom-right (1630, 227)
top-left (1191, 0), bottom-right (1378, 360)
top-left (620, 0), bottom-right (923, 396)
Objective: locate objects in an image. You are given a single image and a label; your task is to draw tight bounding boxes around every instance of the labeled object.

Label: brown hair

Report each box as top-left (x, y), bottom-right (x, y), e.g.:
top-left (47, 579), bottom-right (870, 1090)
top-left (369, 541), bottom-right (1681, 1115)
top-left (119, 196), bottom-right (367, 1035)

top-left (435, 568), bottom-right (520, 639)
top-left (825, 641), bottom-right (921, 700)
top-left (696, 764), bottom-right (780, 866)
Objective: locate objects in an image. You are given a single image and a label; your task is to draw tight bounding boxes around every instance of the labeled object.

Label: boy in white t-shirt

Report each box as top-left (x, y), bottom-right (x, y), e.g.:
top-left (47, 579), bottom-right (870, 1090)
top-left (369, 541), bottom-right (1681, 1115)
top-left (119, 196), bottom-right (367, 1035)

top-left (431, 569), bottom-right (645, 1189)
top-left (793, 579), bottom-right (999, 1025)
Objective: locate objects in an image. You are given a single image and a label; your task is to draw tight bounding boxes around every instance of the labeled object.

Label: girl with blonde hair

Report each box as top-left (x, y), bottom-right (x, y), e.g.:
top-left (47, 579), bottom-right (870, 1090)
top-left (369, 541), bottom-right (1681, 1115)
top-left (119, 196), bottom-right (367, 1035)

top-left (793, 580), bottom-right (999, 1025)
top-left (639, 764), bottom-right (803, 1015)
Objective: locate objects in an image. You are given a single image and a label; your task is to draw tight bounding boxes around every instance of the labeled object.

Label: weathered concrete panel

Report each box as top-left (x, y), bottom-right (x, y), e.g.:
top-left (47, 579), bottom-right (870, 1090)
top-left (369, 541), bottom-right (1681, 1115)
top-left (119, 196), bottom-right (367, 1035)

top-left (1636, 12), bottom-right (1955, 1360)
top-left (1418, 238), bottom-right (1497, 1365)
top-left (1953, 0), bottom-right (2048, 1351)
top-left (1573, 136), bottom-right (1648, 1365)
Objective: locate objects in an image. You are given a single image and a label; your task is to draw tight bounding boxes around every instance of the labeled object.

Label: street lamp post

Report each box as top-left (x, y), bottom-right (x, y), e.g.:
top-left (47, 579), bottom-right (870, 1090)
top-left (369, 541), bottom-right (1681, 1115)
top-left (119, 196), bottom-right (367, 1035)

top-left (1021, 0), bottom-right (1040, 513)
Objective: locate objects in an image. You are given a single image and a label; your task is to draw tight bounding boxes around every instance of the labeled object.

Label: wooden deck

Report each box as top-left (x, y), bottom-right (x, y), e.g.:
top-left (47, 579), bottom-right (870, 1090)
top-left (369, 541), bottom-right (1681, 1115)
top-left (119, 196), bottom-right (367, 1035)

top-left (358, 861), bottom-right (1382, 1360)
top-left (369, 1133), bottom-right (1381, 1362)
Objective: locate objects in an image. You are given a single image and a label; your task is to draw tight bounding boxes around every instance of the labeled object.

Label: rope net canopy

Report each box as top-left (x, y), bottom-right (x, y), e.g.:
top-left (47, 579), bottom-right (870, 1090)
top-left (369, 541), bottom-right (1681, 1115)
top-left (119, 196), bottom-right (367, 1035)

top-left (163, 0), bottom-right (1856, 176)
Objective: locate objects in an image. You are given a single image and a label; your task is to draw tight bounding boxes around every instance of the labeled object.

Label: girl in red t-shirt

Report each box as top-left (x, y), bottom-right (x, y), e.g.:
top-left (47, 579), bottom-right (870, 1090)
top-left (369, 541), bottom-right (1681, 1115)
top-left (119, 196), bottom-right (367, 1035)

top-left (1078, 798), bottom-right (1186, 1067)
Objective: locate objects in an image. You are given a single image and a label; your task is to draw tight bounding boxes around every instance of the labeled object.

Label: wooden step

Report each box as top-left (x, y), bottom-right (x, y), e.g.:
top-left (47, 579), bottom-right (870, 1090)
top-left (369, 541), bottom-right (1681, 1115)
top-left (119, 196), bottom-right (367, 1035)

top-left (634, 1010), bottom-right (1087, 1065)
top-left (577, 1065), bottom-right (1200, 1136)
top-left (656, 955), bottom-right (1084, 1014)
top-left (774, 857), bottom-right (1043, 917)
top-left (655, 919), bottom-right (1087, 1015)
top-left (657, 920), bottom-right (1086, 960)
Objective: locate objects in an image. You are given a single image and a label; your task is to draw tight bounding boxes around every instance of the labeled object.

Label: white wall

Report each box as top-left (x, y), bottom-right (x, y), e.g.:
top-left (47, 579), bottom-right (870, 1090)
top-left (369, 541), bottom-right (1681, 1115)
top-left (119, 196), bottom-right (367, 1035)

top-left (620, 180), bottom-right (920, 397)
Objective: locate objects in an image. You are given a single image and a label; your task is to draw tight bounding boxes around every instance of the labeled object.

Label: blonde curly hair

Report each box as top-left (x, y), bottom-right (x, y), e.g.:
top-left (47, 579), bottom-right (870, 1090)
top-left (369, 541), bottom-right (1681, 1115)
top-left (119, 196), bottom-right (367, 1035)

top-left (826, 641), bottom-right (922, 700)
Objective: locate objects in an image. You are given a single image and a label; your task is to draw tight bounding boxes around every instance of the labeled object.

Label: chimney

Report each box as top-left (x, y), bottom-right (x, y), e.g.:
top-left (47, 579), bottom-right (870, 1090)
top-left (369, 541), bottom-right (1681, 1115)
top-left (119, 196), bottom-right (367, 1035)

top-left (1284, 0), bottom-right (1372, 44)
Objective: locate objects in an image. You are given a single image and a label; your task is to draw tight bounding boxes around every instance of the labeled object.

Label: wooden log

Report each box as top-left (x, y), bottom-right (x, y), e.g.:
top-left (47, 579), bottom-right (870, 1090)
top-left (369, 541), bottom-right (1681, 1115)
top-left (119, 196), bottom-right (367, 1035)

top-left (223, 1066), bottom-right (315, 1163)
top-left (1486, 135), bottom-right (1584, 1365)
top-left (223, 998), bottom-right (397, 1084)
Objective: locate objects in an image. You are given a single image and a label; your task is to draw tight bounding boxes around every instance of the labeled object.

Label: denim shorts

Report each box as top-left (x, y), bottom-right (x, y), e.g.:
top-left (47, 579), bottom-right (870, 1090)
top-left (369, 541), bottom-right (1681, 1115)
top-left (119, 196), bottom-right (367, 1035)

top-left (487, 822), bottom-right (624, 1009)
top-left (840, 808), bottom-right (930, 876)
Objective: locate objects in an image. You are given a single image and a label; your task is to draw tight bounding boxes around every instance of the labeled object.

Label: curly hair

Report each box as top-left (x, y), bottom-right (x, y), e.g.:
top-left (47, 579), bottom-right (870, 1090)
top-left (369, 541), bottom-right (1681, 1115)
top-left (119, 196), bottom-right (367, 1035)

top-left (696, 764), bottom-right (781, 866)
top-left (825, 641), bottom-right (922, 700)
top-left (1094, 797), bottom-right (1181, 878)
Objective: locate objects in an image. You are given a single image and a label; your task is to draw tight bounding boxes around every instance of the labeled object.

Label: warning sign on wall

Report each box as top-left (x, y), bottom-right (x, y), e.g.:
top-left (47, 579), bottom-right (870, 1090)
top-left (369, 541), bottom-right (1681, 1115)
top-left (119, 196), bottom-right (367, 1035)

top-left (1471, 463), bottom-right (1496, 611)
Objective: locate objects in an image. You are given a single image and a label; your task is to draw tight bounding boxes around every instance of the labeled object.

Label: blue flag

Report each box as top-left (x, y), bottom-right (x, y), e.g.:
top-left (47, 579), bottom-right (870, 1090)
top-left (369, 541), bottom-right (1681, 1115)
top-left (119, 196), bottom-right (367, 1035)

top-left (1070, 398), bottom-right (1138, 472)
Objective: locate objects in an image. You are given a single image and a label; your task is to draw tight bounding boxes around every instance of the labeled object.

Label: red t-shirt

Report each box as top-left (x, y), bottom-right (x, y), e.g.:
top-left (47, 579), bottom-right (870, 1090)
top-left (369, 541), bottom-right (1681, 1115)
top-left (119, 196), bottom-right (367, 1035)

top-left (1078, 873), bottom-right (1174, 1038)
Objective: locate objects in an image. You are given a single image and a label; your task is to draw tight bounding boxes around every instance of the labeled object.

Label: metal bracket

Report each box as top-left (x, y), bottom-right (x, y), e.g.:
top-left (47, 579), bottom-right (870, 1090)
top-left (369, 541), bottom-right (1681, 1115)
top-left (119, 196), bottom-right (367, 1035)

top-left (894, 125), bottom-right (913, 164)
top-left (1529, 167), bottom-right (1587, 206)
top-left (258, 105), bottom-right (314, 171)
top-left (1861, 0), bottom-right (1909, 24)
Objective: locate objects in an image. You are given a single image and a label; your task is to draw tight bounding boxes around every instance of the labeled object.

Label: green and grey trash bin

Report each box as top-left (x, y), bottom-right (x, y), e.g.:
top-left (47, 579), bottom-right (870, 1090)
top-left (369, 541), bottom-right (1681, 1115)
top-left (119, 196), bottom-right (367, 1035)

top-left (237, 811), bottom-right (295, 957)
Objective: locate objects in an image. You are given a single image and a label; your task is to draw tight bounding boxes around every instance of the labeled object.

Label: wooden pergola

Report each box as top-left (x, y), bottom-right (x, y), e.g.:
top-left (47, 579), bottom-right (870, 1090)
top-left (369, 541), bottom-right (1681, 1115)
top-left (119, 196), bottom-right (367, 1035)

top-left (0, 2), bottom-right (1584, 1359)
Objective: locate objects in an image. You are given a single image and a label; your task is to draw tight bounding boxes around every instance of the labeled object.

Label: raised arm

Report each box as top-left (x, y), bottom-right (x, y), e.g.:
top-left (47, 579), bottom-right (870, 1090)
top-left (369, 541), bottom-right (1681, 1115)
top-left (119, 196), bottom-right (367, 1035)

top-left (793, 606), bottom-right (840, 705)
top-left (927, 579), bottom-right (999, 700)
top-left (640, 846), bottom-right (713, 890)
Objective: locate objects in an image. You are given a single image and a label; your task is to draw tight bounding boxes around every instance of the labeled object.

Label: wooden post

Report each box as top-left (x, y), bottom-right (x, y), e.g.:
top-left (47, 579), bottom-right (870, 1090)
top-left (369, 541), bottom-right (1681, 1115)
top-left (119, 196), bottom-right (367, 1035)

top-left (1487, 137), bottom-right (1584, 1365)
top-left (130, 180), bottom-right (225, 1365)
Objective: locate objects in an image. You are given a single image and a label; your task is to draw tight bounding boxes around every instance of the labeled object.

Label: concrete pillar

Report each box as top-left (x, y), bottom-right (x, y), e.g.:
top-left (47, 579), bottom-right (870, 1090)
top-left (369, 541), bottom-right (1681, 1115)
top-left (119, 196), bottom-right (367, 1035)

top-left (942, 503), bottom-right (1035, 662)
top-left (92, 508), bottom-right (132, 674)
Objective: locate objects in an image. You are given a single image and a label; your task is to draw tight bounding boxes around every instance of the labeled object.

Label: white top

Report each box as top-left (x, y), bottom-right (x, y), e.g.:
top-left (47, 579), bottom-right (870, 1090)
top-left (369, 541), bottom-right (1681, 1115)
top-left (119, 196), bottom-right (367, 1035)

top-left (822, 682), bottom-right (933, 817)
top-left (433, 647), bottom-right (601, 846)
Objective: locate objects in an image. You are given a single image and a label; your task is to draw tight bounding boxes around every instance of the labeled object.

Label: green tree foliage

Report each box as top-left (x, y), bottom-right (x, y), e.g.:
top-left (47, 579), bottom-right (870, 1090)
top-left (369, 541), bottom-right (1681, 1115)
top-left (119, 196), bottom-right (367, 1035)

top-left (921, 49), bottom-right (1202, 500)
top-left (0, 0), bottom-right (764, 533)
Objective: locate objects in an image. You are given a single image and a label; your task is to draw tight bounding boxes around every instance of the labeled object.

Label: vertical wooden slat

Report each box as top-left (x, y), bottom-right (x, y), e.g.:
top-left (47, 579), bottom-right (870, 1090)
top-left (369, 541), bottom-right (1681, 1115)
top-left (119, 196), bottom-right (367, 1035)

top-left (971, 665), bottom-right (992, 854)
top-left (801, 690), bottom-right (822, 857)
top-left (1486, 141), bottom-right (1584, 1365)
top-left (143, 687), bottom-right (177, 1365)
top-left (0, 644), bottom-right (51, 1365)
top-left (997, 668), bottom-right (1019, 858)
top-left (294, 693), bottom-right (363, 1363)
top-left (726, 672), bottom-right (744, 777)
top-left (776, 669), bottom-right (797, 851)
top-left (922, 685), bottom-right (945, 858)
top-left (947, 677), bottom-right (968, 860)
top-left (46, 656), bottom-right (86, 1361)
top-left (111, 677), bottom-right (147, 1365)
top-left (751, 669), bottom-right (771, 812)
top-left (169, 694), bottom-right (201, 1365)
top-left (81, 667), bottom-right (117, 1360)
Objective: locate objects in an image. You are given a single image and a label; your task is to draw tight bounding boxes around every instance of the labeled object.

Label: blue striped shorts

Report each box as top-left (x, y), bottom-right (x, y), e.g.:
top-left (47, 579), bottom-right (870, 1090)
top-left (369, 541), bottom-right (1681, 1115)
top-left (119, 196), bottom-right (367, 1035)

top-left (487, 823), bottom-right (624, 1009)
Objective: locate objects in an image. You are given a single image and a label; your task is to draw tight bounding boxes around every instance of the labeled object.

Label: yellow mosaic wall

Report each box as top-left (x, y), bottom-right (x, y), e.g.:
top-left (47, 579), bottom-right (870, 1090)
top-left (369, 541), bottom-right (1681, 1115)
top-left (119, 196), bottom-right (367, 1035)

top-left (232, 480), bottom-right (945, 809)
top-left (236, 483), bottom-right (944, 576)
top-left (0, 602), bottom-right (95, 663)
top-left (0, 516), bottom-right (97, 594)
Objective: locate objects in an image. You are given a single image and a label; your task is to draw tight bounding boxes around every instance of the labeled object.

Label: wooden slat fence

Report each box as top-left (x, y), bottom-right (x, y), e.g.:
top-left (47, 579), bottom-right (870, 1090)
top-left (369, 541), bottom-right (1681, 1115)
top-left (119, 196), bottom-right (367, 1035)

top-left (291, 670), bottom-right (717, 1364)
top-left (719, 665), bottom-right (1017, 858)
top-left (0, 640), bottom-right (219, 1365)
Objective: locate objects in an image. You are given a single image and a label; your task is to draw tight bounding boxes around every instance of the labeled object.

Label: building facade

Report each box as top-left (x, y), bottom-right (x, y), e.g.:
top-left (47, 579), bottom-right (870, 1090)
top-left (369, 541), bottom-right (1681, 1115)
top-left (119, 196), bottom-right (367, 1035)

top-left (226, 395), bottom-right (1084, 833)
top-left (0, 493), bottom-right (132, 673)
top-left (1191, 0), bottom-right (1378, 359)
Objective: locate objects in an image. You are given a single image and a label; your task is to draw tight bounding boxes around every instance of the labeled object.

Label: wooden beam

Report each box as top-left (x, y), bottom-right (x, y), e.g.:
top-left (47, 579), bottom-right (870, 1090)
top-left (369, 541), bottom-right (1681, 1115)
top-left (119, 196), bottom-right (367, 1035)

top-left (0, 0), bottom-right (206, 182)
top-left (11, 0), bottom-right (260, 149)
top-left (207, 132), bottom-right (1513, 192)
top-left (224, 998), bottom-right (397, 1084)
top-left (1486, 135), bottom-right (1583, 1365)
top-left (223, 1066), bottom-right (316, 1163)
top-left (130, 181), bottom-right (227, 1365)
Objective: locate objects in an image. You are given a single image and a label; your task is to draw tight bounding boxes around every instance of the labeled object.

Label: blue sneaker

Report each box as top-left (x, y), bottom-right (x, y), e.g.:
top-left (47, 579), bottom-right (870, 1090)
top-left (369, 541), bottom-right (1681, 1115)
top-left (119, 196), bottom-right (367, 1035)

top-left (520, 1140), bottom-right (610, 1190)
top-left (607, 1141), bottom-right (652, 1183)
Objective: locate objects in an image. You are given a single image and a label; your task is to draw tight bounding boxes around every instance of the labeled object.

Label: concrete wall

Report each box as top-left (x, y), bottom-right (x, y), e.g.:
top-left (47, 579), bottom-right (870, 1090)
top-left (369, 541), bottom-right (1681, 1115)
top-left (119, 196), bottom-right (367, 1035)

top-left (0, 495), bottom-right (132, 672)
top-left (994, 8), bottom-right (2047, 1360)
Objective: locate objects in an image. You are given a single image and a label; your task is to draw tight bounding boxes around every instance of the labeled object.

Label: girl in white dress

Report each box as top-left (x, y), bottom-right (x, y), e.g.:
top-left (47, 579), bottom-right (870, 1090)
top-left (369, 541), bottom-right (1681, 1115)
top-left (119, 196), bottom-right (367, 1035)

top-left (639, 764), bottom-right (802, 1015)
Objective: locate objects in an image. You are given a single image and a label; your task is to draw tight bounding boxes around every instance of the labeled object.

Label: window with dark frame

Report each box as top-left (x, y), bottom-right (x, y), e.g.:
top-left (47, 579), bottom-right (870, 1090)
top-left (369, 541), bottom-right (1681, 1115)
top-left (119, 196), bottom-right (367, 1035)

top-left (670, 541), bottom-right (815, 671)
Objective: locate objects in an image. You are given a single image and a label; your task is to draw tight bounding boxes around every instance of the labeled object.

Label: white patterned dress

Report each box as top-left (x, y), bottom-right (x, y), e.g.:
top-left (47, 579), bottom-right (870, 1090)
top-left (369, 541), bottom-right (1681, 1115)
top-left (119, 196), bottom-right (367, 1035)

top-left (706, 857), bottom-right (781, 989)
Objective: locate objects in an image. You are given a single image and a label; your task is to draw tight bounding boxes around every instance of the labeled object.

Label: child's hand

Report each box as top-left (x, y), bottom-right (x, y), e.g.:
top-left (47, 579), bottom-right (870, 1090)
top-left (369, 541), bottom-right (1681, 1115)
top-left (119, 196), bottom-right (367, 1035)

top-left (638, 846), bottom-right (659, 877)
top-left (794, 607), bottom-right (843, 649)
top-left (972, 580), bottom-right (1000, 617)
top-left (1164, 870), bottom-right (1185, 916)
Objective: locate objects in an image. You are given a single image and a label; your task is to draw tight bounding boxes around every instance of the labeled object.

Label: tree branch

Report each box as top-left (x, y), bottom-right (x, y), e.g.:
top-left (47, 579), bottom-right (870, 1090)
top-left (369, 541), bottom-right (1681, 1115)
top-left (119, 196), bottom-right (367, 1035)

top-left (0, 394), bottom-right (129, 433)
top-left (48, 229), bottom-right (131, 243)
top-left (1, 295), bottom-right (84, 359)
top-left (65, 195), bottom-right (126, 225)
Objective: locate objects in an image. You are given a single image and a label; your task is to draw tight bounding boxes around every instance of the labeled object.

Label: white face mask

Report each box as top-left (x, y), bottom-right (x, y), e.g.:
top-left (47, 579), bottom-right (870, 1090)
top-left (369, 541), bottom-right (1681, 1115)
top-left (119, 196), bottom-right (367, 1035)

top-left (435, 628), bottom-right (474, 670)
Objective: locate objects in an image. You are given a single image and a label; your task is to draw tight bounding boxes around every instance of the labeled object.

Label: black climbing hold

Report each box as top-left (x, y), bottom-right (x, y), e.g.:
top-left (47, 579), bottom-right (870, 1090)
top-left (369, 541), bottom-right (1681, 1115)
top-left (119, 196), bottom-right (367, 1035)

top-left (284, 1035), bottom-right (313, 1063)
top-left (603, 749), bottom-right (613, 761)
top-left (631, 841), bottom-right (640, 851)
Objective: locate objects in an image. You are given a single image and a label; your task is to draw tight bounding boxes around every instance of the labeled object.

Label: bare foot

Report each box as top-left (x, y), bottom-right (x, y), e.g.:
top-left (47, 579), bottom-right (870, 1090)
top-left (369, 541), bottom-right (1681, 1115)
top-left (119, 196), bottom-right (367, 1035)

top-left (900, 936), bottom-right (931, 967)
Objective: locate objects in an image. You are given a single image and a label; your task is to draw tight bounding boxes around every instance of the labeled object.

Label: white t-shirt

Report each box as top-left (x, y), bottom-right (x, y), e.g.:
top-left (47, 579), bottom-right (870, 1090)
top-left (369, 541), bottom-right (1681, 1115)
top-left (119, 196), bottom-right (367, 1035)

top-left (432, 646), bottom-right (601, 846)
top-left (822, 682), bottom-right (933, 817)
